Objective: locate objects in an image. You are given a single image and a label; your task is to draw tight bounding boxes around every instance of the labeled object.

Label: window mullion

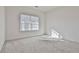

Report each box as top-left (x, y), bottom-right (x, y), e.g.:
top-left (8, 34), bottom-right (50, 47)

top-left (30, 16), bottom-right (32, 31)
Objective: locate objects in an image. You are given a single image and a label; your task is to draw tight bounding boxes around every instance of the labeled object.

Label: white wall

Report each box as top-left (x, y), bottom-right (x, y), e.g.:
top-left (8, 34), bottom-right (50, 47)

top-left (46, 7), bottom-right (79, 42)
top-left (6, 6), bottom-right (45, 40)
top-left (0, 7), bottom-right (5, 51)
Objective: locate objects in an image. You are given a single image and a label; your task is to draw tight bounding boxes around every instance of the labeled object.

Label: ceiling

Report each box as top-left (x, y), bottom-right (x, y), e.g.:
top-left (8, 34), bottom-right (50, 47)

top-left (31, 6), bottom-right (59, 12)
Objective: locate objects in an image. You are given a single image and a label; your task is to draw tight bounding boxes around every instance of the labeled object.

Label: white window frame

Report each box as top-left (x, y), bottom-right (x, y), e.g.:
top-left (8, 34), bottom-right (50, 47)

top-left (20, 14), bottom-right (40, 32)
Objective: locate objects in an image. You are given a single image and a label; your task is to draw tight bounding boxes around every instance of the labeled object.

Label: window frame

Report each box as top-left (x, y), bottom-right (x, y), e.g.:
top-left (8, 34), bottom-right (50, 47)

top-left (19, 13), bottom-right (40, 32)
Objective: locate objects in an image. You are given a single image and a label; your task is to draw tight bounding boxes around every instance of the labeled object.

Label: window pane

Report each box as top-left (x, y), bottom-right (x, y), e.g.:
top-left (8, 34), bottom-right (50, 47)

top-left (25, 24), bottom-right (31, 31)
top-left (25, 27), bottom-right (31, 31)
top-left (31, 24), bottom-right (38, 28)
top-left (20, 14), bottom-right (30, 23)
top-left (25, 24), bottom-right (31, 28)
top-left (32, 28), bottom-right (38, 30)
top-left (31, 16), bottom-right (39, 22)
top-left (20, 23), bottom-right (26, 31)
top-left (31, 22), bottom-right (39, 24)
top-left (31, 24), bottom-right (39, 30)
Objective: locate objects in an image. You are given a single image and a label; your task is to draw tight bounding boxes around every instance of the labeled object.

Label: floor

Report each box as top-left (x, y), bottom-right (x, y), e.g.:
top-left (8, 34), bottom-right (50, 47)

top-left (1, 36), bottom-right (79, 53)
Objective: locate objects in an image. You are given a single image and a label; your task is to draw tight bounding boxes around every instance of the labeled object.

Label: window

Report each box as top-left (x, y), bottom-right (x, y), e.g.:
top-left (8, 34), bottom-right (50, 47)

top-left (20, 14), bottom-right (39, 31)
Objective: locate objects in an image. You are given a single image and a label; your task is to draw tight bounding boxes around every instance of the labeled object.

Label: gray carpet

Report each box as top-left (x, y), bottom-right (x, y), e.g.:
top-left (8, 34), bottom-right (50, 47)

top-left (1, 36), bottom-right (79, 53)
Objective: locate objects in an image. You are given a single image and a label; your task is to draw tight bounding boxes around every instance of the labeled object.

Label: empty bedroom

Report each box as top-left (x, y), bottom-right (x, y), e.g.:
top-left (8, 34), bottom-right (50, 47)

top-left (0, 6), bottom-right (79, 53)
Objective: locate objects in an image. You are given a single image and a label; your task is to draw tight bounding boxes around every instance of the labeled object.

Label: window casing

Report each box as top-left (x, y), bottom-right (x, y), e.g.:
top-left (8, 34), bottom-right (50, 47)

top-left (20, 14), bottom-right (39, 31)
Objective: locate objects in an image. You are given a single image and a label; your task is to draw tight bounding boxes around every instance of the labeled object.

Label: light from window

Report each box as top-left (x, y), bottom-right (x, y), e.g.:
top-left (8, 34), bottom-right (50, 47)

top-left (49, 29), bottom-right (63, 39)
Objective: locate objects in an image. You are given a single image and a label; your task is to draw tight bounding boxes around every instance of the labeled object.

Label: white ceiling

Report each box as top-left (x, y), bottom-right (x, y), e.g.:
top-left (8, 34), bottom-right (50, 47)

top-left (31, 6), bottom-right (59, 12)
